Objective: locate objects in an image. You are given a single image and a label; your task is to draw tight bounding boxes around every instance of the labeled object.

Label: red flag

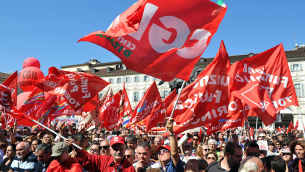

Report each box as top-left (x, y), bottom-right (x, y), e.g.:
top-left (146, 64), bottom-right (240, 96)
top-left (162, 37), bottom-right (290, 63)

top-left (287, 121), bottom-right (293, 133)
top-left (78, 0), bottom-right (227, 82)
top-left (35, 67), bottom-right (109, 110)
top-left (126, 81), bottom-right (162, 128)
top-left (99, 86), bottom-right (113, 107)
top-left (162, 41), bottom-right (242, 136)
top-left (283, 125), bottom-right (286, 130)
top-left (250, 127), bottom-right (254, 139)
top-left (2, 71), bottom-right (17, 107)
top-left (277, 127), bottom-right (281, 132)
top-left (295, 120), bottom-right (299, 130)
top-left (1, 107), bottom-right (36, 129)
top-left (228, 44), bottom-right (298, 126)
top-left (0, 84), bottom-right (13, 112)
top-left (19, 88), bottom-right (45, 117)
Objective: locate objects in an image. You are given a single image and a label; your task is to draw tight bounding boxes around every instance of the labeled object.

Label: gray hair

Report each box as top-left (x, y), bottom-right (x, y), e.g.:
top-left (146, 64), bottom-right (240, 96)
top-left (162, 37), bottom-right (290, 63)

top-left (126, 134), bottom-right (137, 143)
top-left (36, 143), bottom-right (52, 154)
top-left (208, 139), bottom-right (217, 145)
top-left (238, 157), bottom-right (261, 172)
top-left (125, 148), bottom-right (135, 156)
top-left (136, 142), bottom-right (151, 151)
top-left (24, 142), bottom-right (30, 149)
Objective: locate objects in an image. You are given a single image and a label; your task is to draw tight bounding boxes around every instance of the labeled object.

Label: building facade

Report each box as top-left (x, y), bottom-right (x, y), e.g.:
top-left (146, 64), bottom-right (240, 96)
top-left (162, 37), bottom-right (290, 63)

top-left (61, 45), bottom-right (305, 130)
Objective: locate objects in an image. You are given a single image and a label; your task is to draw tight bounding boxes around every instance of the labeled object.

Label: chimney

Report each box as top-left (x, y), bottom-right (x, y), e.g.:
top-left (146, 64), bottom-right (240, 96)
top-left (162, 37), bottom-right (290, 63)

top-left (295, 43), bottom-right (299, 49)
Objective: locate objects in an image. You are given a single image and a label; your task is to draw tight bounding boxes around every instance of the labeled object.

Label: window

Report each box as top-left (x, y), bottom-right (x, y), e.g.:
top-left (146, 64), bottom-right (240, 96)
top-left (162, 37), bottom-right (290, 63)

top-left (153, 77), bottom-right (159, 81)
top-left (134, 76), bottom-right (140, 82)
top-left (290, 64), bottom-right (303, 72)
top-left (125, 77), bottom-right (131, 83)
top-left (134, 92), bottom-right (139, 102)
top-left (294, 83), bottom-right (304, 97)
top-left (161, 90), bottom-right (169, 98)
top-left (117, 78), bottom-right (122, 83)
top-left (144, 76), bottom-right (149, 81)
top-left (142, 91), bottom-right (146, 98)
top-left (109, 78), bottom-right (114, 83)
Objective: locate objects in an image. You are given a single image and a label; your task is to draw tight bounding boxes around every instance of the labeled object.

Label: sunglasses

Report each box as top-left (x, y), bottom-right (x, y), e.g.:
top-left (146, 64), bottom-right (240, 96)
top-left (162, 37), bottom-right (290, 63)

top-left (125, 155), bottom-right (131, 158)
top-left (101, 145), bottom-right (110, 150)
top-left (193, 138), bottom-right (199, 140)
top-left (207, 157), bottom-right (216, 160)
top-left (204, 149), bottom-right (211, 151)
top-left (283, 144), bottom-right (288, 146)
top-left (158, 149), bottom-right (170, 154)
top-left (247, 152), bottom-right (260, 157)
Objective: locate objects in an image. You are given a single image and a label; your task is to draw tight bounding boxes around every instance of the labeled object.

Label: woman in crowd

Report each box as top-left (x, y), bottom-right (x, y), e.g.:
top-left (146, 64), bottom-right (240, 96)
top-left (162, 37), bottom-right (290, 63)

top-left (31, 139), bottom-right (42, 155)
top-left (42, 134), bottom-right (54, 144)
top-left (0, 144), bottom-right (16, 172)
top-left (280, 149), bottom-right (292, 172)
top-left (205, 151), bottom-right (218, 165)
top-left (291, 141), bottom-right (305, 159)
top-left (267, 141), bottom-right (277, 156)
top-left (196, 142), bottom-right (205, 159)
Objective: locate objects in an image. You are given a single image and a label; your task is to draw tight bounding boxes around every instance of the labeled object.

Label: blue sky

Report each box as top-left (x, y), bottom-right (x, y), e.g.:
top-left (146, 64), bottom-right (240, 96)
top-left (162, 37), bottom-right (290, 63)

top-left (1, 0), bottom-right (304, 75)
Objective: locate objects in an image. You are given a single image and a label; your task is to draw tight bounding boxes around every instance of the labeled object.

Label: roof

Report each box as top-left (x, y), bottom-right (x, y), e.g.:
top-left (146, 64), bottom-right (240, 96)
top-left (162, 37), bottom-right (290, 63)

top-left (0, 72), bottom-right (10, 80)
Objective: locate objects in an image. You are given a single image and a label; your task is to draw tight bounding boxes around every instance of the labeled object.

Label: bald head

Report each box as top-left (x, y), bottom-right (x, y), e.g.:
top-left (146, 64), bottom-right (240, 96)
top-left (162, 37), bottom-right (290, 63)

top-left (16, 142), bottom-right (31, 160)
top-left (239, 156), bottom-right (264, 172)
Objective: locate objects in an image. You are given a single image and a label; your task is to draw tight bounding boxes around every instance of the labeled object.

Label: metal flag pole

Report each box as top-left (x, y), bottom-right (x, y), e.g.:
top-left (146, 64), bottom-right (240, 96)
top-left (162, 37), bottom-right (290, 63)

top-left (297, 107), bottom-right (305, 140)
top-left (31, 119), bottom-right (82, 150)
top-left (3, 107), bottom-right (7, 130)
top-left (169, 80), bottom-right (186, 119)
top-left (255, 116), bottom-right (258, 135)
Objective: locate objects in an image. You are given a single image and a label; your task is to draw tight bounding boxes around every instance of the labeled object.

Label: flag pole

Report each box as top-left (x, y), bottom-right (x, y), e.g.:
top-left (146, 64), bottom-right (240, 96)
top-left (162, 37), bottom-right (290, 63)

top-left (3, 107), bottom-right (7, 130)
top-left (241, 106), bottom-right (251, 140)
top-left (297, 107), bottom-right (305, 140)
top-left (169, 80), bottom-right (186, 119)
top-left (255, 116), bottom-right (258, 135)
top-left (31, 119), bottom-right (82, 150)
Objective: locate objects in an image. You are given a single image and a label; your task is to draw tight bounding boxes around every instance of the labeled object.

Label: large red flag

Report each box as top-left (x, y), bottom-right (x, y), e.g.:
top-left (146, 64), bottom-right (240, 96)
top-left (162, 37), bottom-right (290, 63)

top-left (1, 107), bottom-right (36, 129)
top-left (162, 41), bottom-right (240, 136)
top-left (2, 71), bottom-right (17, 107)
top-left (32, 95), bottom-right (58, 127)
top-left (295, 120), bottom-right (299, 130)
top-left (126, 81), bottom-right (162, 128)
top-left (78, 0), bottom-right (227, 81)
top-left (19, 88), bottom-right (45, 117)
top-left (35, 67), bottom-right (109, 110)
top-left (228, 44), bottom-right (298, 126)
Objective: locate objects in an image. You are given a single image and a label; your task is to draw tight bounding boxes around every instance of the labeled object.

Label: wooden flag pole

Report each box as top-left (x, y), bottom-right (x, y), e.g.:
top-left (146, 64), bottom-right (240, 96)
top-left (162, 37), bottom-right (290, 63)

top-left (31, 119), bottom-right (82, 150)
top-left (169, 80), bottom-right (186, 119)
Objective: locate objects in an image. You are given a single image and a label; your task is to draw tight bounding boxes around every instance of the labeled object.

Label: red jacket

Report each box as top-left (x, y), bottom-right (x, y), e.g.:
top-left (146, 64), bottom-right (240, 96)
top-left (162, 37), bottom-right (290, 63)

top-left (75, 148), bottom-right (135, 172)
top-left (46, 157), bottom-right (83, 172)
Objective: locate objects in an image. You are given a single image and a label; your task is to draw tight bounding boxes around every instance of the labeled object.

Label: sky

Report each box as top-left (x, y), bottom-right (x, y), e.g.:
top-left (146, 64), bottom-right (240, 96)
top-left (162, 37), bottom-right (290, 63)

top-left (1, 0), bottom-right (304, 76)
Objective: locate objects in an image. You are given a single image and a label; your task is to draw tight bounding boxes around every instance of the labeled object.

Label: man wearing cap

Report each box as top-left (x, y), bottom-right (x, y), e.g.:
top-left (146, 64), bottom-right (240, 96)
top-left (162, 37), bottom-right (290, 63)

top-left (156, 118), bottom-right (184, 172)
top-left (65, 136), bottom-right (135, 172)
top-left (46, 142), bottom-right (82, 172)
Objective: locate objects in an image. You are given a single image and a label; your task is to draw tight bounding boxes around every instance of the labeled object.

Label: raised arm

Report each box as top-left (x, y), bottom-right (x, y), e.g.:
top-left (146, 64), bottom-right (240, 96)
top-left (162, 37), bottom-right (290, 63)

top-left (167, 118), bottom-right (179, 167)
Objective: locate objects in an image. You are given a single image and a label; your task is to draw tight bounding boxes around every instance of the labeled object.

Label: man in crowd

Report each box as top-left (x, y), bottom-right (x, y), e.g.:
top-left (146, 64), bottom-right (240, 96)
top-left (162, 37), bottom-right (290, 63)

top-left (65, 136), bottom-right (135, 172)
top-left (46, 142), bottom-right (82, 172)
top-left (238, 156), bottom-right (264, 172)
top-left (74, 133), bottom-right (91, 152)
top-left (157, 118), bottom-right (184, 172)
top-left (207, 142), bottom-right (242, 172)
top-left (34, 143), bottom-right (54, 172)
top-left (133, 142), bottom-right (155, 172)
top-left (154, 136), bottom-right (162, 146)
top-left (244, 141), bottom-right (260, 158)
top-left (264, 155), bottom-right (286, 172)
top-left (9, 142), bottom-right (38, 172)
top-left (127, 134), bottom-right (138, 150)
top-left (125, 148), bottom-right (136, 163)
top-left (90, 143), bottom-right (101, 155)
top-left (100, 139), bottom-right (111, 156)
top-left (180, 143), bottom-right (194, 162)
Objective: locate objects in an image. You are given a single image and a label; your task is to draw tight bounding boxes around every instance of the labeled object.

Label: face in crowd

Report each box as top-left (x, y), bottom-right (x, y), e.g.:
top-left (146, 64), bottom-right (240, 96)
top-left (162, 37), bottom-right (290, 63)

top-left (100, 140), bottom-right (111, 156)
top-left (90, 144), bottom-right (100, 155)
top-left (158, 148), bottom-right (171, 163)
top-left (110, 143), bottom-right (126, 162)
top-left (125, 149), bottom-right (135, 163)
top-left (127, 140), bottom-right (137, 150)
top-left (136, 145), bottom-right (151, 166)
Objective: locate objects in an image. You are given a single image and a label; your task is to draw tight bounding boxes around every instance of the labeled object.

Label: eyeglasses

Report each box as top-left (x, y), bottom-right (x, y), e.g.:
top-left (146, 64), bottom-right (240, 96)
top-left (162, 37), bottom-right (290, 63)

top-left (283, 144), bottom-right (288, 146)
top-left (232, 154), bottom-right (243, 159)
top-left (247, 152), bottom-right (260, 157)
top-left (125, 155), bottom-right (131, 158)
top-left (193, 138), bottom-right (199, 140)
top-left (204, 149), bottom-right (210, 151)
top-left (158, 149), bottom-right (170, 154)
top-left (101, 145), bottom-right (110, 150)
top-left (207, 157), bottom-right (216, 160)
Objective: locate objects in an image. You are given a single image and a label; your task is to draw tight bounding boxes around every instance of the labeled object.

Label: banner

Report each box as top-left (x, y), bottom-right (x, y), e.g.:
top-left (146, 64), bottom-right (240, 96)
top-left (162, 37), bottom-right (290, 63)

top-left (35, 67), bottom-right (109, 110)
top-left (78, 0), bottom-right (227, 81)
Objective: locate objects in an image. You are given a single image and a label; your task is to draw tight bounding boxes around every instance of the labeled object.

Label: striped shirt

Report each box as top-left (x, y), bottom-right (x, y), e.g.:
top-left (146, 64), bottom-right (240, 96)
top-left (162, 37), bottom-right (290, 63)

top-left (10, 152), bottom-right (38, 172)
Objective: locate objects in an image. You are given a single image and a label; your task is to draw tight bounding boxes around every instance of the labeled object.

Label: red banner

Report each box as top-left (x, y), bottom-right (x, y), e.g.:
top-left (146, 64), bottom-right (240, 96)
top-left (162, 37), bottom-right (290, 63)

top-left (19, 88), bottom-right (45, 117)
top-left (2, 71), bottom-right (17, 107)
top-left (1, 107), bottom-right (36, 129)
top-left (35, 67), bottom-right (109, 110)
top-left (0, 84), bottom-right (13, 111)
top-left (228, 44), bottom-right (298, 126)
top-left (78, 0), bottom-right (227, 81)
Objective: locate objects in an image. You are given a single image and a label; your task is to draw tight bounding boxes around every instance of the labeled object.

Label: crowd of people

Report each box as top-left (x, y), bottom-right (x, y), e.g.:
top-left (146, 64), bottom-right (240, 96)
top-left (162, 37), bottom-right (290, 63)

top-left (0, 119), bottom-right (304, 172)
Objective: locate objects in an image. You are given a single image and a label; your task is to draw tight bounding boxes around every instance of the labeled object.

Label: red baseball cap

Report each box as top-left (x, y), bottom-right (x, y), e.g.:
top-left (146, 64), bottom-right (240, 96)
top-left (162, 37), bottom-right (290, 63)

top-left (110, 136), bottom-right (125, 146)
top-left (157, 145), bottom-right (171, 152)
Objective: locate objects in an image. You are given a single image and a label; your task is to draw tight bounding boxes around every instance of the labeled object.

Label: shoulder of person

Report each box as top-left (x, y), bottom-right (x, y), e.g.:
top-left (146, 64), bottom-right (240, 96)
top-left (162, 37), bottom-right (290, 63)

top-left (206, 160), bottom-right (219, 171)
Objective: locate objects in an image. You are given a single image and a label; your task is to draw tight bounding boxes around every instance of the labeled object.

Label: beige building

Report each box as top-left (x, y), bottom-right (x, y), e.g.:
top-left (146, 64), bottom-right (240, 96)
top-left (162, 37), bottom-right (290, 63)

top-left (61, 45), bottom-right (305, 130)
